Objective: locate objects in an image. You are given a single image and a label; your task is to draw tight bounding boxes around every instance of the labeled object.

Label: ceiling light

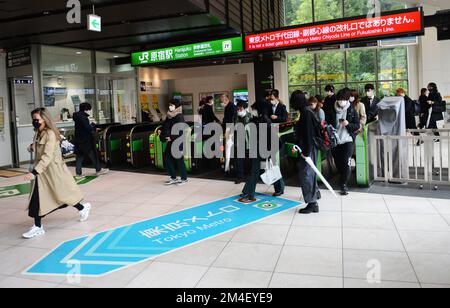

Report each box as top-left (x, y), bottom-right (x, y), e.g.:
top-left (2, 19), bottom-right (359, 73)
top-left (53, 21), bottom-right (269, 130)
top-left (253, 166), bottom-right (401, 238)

top-left (76, 51), bottom-right (83, 55)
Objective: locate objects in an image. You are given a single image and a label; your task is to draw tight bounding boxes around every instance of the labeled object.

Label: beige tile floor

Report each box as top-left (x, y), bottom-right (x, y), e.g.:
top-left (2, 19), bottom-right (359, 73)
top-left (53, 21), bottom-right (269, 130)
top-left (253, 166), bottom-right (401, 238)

top-left (0, 168), bottom-right (449, 288)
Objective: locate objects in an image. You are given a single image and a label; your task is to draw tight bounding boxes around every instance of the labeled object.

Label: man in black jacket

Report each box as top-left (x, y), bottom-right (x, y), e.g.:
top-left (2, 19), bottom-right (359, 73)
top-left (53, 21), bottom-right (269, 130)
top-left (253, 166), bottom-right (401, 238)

top-left (323, 84), bottom-right (336, 117)
top-left (221, 94), bottom-right (237, 128)
top-left (269, 89), bottom-right (288, 123)
top-left (200, 96), bottom-right (221, 126)
top-left (73, 103), bottom-right (108, 177)
top-left (361, 84), bottom-right (381, 123)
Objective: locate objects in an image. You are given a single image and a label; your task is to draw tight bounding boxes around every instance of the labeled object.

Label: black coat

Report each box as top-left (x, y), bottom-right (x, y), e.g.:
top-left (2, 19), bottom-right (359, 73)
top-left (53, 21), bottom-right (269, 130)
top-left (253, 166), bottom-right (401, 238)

top-left (418, 95), bottom-right (429, 128)
top-left (361, 96), bottom-right (381, 123)
top-left (160, 113), bottom-right (185, 144)
top-left (269, 103), bottom-right (288, 123)
top-left (73, 111), bottom-right (95, 153)
top-left (404, 95), bottom-right (417, 129)
top-left (429, 91), bottom-right (445, 122)
top-left (323, 95), bottom-right (336, 116)
top-left (295, 108), bottom-right (318, 156)
top-left (325, 104), bottom-right (361, 141)
top-left (200, 104), bottom-right (220, 126)
top-left (223, 103), bottom-right (237, 125)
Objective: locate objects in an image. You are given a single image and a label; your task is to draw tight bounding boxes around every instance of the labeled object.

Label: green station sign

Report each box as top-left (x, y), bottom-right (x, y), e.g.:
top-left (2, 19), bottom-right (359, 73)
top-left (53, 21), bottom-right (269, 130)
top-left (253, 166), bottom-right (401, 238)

top-left (131, 37), bottom-right (243, 66)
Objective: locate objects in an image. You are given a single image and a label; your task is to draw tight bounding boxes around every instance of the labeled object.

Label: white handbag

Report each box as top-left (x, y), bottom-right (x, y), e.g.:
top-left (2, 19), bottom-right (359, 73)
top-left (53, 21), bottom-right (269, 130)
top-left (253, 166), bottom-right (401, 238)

top-left (260, 158), bottom-right (282, 186)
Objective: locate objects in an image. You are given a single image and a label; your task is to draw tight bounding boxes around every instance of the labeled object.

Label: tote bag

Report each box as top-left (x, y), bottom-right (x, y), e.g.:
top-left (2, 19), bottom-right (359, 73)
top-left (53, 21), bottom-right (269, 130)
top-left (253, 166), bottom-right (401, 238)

top-left (260, 158), bottom-right (282, 186)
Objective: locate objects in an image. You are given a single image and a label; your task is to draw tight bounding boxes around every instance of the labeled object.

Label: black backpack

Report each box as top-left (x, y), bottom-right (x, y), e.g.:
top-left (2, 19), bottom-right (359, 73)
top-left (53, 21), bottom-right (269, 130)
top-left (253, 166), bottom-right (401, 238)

top-left (310, 110), bottom-right (338, 152)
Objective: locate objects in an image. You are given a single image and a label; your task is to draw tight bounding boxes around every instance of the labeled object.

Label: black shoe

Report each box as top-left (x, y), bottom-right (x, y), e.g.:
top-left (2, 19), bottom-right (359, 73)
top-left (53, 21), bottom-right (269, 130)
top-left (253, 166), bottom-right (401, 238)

top-left (273, 191), bottom-right (284, 197)
top-left (240, 193), bottom-right (248, 198)
top-left (340, 186), bottom-right (349, 196)
top-left (299, 203), bottom-right (319, 214)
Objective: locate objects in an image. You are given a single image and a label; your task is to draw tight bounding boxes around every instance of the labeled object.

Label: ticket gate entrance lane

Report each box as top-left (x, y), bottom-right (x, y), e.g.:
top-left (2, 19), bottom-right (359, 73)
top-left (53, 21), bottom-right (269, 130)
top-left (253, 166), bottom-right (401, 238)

top-left (101, 124), bottom-right (139, 167)
top-left (127, 122), bottom-right (163, 168)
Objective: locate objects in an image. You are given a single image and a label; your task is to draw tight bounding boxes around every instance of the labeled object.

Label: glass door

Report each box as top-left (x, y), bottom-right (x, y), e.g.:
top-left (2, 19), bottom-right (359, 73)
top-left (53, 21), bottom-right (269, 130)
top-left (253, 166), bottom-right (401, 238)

top-left (9, 78), bottom-right (36, 166)
top-left (111, 78), bottom-right (137, 124)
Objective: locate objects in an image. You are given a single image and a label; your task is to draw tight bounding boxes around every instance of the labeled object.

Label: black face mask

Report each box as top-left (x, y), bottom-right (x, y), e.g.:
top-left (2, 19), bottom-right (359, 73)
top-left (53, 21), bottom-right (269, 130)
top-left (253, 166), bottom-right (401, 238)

top-left (32, 119), bottom-right (41, 130)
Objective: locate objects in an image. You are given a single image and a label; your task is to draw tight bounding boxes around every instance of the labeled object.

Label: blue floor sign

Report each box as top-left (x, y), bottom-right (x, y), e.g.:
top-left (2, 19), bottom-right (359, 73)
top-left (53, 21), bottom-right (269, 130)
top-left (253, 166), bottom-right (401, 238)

top-left (25, 194), bottom-right (302, 277)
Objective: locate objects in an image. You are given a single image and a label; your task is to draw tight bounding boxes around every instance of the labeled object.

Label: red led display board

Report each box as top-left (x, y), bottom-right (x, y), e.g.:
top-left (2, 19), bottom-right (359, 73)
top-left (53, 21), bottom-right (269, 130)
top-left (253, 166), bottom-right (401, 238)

top-left (245, 8), bottom-right (424, 52)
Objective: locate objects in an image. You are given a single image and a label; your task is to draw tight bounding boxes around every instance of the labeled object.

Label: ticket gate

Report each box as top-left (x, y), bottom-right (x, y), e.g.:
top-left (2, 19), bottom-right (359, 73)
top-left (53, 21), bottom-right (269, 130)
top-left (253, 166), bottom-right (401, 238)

top-left (126, 122), bottom-right (162, 168)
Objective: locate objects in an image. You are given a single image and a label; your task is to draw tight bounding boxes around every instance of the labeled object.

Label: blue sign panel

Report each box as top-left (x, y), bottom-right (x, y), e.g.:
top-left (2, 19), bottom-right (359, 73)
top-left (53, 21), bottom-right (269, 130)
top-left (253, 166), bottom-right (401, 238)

top-left (25, 194), bottom-right (301, 277)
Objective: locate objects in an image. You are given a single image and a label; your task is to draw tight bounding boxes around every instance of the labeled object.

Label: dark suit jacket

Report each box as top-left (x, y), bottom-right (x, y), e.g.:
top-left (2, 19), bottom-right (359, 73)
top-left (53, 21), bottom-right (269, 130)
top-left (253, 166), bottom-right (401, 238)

top-left (361, 96), bottom-right (381, 123)
top-left (270, 103), bottom-right (288, 123)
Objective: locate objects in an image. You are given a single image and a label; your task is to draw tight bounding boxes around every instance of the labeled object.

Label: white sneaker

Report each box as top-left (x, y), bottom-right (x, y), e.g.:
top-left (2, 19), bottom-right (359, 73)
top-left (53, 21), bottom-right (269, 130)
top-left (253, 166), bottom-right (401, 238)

top-left (165, 178), bottom-right (179, 186)
top-left (96, 169), bottom-right (109, 176)
top-left (23, 225), bottom-right (45, 239)
top-left (79, 203), bottom-right (92, 222)
top-left (177, 179), bottom-right (189, 186)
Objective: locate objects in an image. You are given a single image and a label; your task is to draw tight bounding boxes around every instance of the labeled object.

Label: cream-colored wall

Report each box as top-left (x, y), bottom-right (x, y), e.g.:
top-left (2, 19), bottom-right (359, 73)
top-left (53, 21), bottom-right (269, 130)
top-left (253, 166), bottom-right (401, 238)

top-left (0, 53), bottom-right (13, 167)
top-left (139, 63), bottom-right (255, 121)
top-left (409, 3), bottom-right (450, 101)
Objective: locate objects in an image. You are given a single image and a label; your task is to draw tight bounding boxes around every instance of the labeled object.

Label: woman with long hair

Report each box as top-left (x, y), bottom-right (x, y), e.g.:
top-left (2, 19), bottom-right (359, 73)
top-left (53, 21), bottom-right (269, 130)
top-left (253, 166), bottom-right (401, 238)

top-left (23, 108), bottom-right (91, 239)
top-left (350, 89), bottom-right (367, 132)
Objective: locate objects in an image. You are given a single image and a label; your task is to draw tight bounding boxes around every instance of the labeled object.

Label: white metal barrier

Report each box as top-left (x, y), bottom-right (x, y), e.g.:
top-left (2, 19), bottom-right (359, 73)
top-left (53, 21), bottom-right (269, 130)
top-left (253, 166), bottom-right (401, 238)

top-left (373, 129), bottom-right (450, 186)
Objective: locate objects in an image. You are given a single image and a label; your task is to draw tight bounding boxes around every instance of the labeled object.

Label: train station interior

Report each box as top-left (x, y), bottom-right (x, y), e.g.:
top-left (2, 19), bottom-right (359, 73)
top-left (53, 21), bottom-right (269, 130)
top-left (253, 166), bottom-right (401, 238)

top-left (0, 0), bottom-right (449, 289)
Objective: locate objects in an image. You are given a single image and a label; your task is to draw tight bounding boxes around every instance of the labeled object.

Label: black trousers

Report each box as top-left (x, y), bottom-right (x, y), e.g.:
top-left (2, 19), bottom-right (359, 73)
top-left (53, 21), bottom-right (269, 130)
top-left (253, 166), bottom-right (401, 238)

top-left (331, 142), bottom-right (354, 188)
top-left (75, 143), bottom-right (102, 176)
top-left (164, 142), bottom-right (187, 181)
top-left (298, 147), bottom-right (320, 204)
top-left (29, 177), bottom-right (84, 227)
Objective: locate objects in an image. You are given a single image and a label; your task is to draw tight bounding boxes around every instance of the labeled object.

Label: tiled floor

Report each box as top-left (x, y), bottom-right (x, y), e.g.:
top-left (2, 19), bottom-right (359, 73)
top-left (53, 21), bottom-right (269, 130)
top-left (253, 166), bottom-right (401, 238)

top-left (0, 169), bottom-right (450, 288)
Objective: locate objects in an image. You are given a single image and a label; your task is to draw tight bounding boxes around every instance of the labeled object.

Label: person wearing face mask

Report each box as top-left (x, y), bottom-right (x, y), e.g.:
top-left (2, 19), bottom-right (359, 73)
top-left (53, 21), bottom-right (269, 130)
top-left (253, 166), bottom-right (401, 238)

top-left (23, 108), bottom-right (92, 239)
top-left (350, 90), bottom-right (367, 132)
top-left (426, 82), bottom-right (445, 138)
top-left (73, 102), bottom-right (109, 178)
top-left (325, 88), bottom-right (360, 196)
top-left (323, 85), bottom-right (336, 117)
top-left (362, 84), bottom-right (381, 123)
top-left (396, 88), bottom-right (416, 131)
top-left (269, 89), bottom-right (288, 123)
top-left (221, 94), bottom-right (237, 129)
top-left (240, 97), bottom-right (273, 203)
top-left (233, 99), bottom-right (252, 184)
top-left (160, 99), bottom-right (188, 186)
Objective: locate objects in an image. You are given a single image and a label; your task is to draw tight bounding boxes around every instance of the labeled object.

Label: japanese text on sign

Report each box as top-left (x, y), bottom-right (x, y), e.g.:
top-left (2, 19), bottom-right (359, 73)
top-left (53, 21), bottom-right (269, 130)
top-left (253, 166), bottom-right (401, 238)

top-left (246, 9), bottom-right (423, 51)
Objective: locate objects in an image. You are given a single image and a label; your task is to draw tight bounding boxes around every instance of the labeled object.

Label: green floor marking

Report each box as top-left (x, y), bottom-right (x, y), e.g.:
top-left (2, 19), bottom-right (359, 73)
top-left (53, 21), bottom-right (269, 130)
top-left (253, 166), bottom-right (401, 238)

top-left (0, 176), bottom-right (97, 199)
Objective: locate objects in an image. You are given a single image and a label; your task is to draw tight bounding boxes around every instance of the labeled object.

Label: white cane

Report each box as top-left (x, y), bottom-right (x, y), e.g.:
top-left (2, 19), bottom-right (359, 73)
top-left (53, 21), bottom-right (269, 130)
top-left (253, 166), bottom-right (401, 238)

top-left (293, 145), bottom-right (338, 198)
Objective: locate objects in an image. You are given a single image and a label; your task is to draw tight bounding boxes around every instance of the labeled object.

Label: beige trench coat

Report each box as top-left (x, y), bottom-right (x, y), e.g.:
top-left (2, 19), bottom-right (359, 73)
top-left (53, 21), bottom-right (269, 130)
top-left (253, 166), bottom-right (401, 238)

top-left (28, 129), bottom-right (83, 216)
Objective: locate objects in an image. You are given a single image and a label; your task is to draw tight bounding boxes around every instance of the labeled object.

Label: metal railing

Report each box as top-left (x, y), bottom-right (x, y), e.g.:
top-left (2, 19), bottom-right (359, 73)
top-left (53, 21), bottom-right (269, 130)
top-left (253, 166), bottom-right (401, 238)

top-left (372, 129), bottom-right (450, 187)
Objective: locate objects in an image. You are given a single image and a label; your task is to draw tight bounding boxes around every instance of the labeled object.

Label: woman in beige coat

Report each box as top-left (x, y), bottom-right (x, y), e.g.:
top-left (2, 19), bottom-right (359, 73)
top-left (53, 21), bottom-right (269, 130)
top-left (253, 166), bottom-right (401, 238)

top-left (23, 108), bottom-right (92, 239)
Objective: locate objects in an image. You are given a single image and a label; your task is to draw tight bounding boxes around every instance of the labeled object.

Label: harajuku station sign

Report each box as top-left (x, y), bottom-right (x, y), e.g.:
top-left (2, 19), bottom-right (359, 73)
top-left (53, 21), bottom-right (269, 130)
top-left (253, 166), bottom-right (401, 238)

top-left (245, 8), bottom-right (424, 51)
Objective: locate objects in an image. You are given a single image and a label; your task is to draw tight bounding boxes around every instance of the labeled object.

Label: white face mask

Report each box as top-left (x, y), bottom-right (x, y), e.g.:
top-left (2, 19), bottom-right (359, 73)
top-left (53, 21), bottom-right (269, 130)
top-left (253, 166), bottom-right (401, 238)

top-left (338, 100), bottom-right (348, 108)
top-left (251, 110), bottom-right (259, 117)
top-left (85, 110), bottom-right (92, 116)
top-left (366, 90), bottom-right (374, 98)
top-left (349, 97), bottom-right (355, 103)
top-left (326, 91), bottom-right (333, 97)
top-left (271, 100), bottom-right (278, 106)
top-left (169, 105), bottom-right (176, 112)
top-left (425, 91), bottom-right (430, 97)
top-left (237, 110), bottom-right (246, 118)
